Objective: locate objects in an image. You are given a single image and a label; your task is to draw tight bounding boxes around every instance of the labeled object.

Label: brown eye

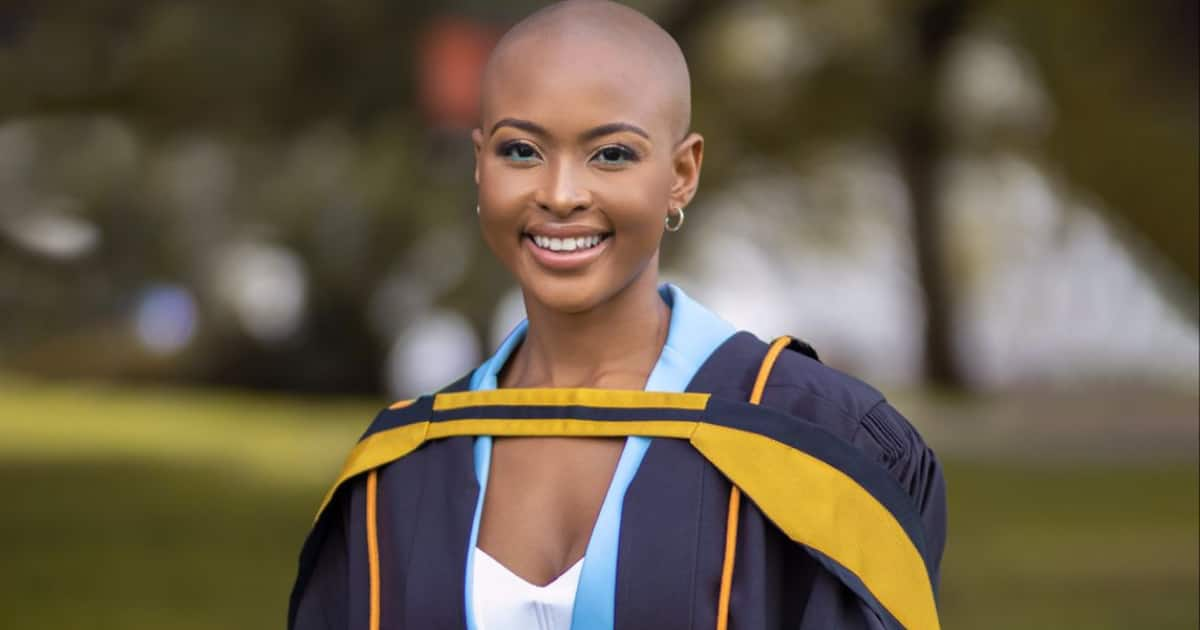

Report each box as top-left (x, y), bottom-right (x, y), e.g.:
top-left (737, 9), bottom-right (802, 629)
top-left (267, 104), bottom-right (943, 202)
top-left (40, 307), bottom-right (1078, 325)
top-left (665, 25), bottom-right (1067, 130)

top-left (592, 145), bottom-right (637, 165)
top-left (498, 141), bottom-right (540, 162)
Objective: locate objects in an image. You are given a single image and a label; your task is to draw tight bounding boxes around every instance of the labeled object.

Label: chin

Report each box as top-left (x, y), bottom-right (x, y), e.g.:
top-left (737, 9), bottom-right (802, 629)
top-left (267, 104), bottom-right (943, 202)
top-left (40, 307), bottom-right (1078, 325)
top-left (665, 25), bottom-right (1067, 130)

top-left (525, 277), bottom-right (609, 314)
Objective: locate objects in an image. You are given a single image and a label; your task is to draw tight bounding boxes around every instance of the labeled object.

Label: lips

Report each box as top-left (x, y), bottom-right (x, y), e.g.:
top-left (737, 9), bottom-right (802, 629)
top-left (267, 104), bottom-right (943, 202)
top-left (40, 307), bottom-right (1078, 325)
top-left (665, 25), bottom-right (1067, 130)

top-left (521, 226), bottom-right (612, 271)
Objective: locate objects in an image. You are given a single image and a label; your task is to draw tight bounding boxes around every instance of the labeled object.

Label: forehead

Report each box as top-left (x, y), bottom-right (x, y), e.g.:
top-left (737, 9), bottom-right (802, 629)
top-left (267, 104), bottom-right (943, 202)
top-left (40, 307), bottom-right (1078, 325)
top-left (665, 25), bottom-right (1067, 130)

top-left (481, 34), bottom-right (679, 140)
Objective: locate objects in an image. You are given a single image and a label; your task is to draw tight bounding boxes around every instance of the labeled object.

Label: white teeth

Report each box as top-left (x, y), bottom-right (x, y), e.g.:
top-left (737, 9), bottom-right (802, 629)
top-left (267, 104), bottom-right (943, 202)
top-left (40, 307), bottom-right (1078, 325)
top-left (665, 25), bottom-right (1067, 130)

top-left (530, 234), bottom-right (606, 252)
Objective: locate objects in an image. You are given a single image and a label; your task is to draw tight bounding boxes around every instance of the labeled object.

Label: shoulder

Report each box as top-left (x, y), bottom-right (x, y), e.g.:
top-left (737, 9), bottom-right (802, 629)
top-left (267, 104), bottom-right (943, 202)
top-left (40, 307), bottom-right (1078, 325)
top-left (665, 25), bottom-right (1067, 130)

top-left (694, 333), bottom-right (881, 431)
top-left (761, 337), bottom-right (888, 431)
top-left (764, 337), bottom-right (934, 478)
top-left (693, 332), bottom-right (933, 475)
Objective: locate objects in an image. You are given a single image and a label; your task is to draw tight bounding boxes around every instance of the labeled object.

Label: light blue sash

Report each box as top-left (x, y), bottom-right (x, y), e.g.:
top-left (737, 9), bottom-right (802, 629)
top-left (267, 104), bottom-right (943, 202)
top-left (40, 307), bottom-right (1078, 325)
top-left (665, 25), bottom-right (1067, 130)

top-left (464, 284), bottom-right (736, 630)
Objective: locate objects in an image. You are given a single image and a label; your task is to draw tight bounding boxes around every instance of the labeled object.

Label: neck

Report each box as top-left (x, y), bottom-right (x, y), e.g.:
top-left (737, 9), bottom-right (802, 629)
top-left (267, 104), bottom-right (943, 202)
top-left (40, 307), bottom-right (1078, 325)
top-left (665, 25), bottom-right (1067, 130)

top-left (502, 270), bottom-right (671, 390)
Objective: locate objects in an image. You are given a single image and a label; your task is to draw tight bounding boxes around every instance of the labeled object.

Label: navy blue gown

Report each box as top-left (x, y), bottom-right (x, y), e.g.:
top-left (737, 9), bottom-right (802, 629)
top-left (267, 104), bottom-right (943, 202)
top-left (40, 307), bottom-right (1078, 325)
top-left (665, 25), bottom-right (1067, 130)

top-left (289, 331), bottom-right (947, 630)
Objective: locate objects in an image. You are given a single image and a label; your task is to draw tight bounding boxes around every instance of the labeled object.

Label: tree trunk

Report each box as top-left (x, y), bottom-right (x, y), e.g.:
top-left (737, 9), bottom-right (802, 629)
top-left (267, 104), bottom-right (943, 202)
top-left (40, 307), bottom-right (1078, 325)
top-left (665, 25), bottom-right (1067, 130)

top-left (896, 0), bottom-right (971, 389)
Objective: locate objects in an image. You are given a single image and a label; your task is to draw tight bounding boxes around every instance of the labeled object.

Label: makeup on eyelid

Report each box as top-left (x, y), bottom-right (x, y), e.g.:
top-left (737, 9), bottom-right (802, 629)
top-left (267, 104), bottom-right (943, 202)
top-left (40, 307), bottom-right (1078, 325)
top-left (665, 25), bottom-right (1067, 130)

top-left (494, 140), bottom-right (641, 165)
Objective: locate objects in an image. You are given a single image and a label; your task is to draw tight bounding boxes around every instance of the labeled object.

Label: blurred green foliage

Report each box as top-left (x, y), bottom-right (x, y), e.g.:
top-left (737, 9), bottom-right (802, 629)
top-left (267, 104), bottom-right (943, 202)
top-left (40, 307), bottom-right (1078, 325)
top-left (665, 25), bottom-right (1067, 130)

top-left (1, 379), bottom-right (1196, 628)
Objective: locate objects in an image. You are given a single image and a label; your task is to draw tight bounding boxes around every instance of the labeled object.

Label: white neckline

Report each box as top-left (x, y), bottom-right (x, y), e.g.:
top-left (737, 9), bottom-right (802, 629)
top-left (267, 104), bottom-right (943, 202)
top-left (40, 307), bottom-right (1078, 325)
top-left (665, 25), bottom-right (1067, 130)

top-left (474, 547), bottom-right (585, 591)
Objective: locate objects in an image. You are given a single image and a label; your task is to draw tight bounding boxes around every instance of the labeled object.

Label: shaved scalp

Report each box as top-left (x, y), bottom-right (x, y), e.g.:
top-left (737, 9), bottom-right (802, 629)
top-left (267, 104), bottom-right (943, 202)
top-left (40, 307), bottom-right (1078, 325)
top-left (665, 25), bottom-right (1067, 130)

top-left (480, 0), bottom-right (693, 141)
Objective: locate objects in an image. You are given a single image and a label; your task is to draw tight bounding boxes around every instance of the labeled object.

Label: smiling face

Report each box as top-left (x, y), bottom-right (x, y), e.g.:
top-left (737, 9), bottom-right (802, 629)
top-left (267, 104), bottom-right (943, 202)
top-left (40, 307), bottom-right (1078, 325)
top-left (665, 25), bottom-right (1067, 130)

top-left (472, 3), bottom-right (702, 315)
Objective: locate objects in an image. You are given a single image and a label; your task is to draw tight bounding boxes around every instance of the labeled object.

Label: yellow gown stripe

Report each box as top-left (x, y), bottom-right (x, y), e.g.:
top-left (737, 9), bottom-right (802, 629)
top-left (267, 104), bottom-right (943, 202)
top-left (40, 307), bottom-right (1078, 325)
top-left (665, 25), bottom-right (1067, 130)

top-left (715, 475), bottom-right (742, 630)
top-left (426, 419), bottom-right (696, 440)
top-left (314, 420), bottom-right (691, 519)
top-left (431, 388), bottom-right (710, 411)
top-left (691, 422), bottom-right (939, 630)
top-left (365, 470), bottom-right (381, 630)
top-left (750, 337), bottom-right (790, 402)
top-left (315, 422), bottom-right (430, 518)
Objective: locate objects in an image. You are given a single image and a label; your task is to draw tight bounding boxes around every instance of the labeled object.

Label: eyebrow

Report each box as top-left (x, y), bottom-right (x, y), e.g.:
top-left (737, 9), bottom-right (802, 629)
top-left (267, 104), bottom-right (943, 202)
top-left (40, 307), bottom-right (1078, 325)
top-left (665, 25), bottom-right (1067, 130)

top-left (490, 118), bottom-right (651, 142)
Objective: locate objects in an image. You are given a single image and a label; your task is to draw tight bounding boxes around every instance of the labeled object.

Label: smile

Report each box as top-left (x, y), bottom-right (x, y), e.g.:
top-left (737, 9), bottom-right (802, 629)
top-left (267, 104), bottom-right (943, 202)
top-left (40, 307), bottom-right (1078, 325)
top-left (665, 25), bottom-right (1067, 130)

top-left (529, 234), bottom-right (608, 252)
top-left (522, 230), bottom-right (612, 271)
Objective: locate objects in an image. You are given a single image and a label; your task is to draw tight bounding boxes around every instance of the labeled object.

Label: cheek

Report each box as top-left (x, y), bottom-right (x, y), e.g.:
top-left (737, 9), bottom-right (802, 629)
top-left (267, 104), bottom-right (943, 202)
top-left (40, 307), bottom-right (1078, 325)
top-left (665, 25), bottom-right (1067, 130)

top-left (477, 209), bottom-right (508, 255)
top-left (605, 171), bottom-right (672, 250)
top-left (477, 161), bottom-right (521, 211)
top-left (476, 163), bottom-right (526, 253)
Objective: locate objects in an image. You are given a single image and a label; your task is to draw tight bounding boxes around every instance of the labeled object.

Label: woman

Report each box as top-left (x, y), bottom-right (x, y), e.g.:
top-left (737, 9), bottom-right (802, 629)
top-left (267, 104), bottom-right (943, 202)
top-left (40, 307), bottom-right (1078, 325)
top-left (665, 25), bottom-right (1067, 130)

top-left (290, 2), bottom-right (946, 629)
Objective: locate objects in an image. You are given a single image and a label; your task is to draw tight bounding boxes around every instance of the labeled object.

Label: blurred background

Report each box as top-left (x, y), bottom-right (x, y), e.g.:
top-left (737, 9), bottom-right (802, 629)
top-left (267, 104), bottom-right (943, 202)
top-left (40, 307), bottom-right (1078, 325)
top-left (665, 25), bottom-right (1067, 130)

top-left (0, 0), bottom-right (1195, 628)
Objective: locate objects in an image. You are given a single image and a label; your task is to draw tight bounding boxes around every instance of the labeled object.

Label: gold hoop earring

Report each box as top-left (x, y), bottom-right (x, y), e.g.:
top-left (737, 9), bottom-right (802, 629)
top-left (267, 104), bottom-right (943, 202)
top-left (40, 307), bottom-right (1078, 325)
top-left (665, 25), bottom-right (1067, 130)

top-left (665, 206), bottom-right (685, 232)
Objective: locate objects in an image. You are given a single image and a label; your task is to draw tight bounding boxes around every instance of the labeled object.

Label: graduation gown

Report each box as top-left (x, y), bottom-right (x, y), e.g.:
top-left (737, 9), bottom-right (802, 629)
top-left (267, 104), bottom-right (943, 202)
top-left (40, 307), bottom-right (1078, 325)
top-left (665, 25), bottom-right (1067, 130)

top-left (289, 332), bottom-right (947, 630)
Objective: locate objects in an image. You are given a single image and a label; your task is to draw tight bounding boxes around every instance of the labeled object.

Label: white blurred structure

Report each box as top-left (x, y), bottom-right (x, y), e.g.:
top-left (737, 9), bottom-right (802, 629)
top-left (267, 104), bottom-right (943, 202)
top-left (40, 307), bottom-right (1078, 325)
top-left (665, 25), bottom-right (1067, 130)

top-left (941, 32), bottom-right (1053, 138)
top-left (490, 286), bottom-right (527, 350)
top-left (210, 241), bottom-right (308, 344)
top-left (667, 147), bottom-right (1198, 390)
top-left (386, 309), bottom-right (480, 398)
top-left (944, 155), bottom-right (1199, 388)
top-left (673, 147), bottom-right (924, 385)
top-left (1, 197), bottom-right (100, 261)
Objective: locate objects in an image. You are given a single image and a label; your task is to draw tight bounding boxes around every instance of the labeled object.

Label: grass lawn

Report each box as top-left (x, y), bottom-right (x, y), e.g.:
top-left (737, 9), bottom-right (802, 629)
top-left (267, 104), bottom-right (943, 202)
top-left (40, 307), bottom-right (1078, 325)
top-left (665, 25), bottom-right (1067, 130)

top-left (1, 378), bottom-right (1196, 629)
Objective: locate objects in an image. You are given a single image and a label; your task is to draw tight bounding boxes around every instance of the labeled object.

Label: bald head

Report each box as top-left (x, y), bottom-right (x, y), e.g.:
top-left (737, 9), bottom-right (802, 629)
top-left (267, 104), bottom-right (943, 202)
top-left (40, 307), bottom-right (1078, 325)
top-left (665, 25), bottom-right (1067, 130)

top-left (480, 0), bottom-right (692, 141)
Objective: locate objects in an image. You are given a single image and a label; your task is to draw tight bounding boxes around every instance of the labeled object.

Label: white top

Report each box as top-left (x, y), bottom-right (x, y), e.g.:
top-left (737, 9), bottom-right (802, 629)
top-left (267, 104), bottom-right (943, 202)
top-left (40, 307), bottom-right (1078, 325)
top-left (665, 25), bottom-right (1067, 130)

top-left (471, 547), bottom-right (584, 630)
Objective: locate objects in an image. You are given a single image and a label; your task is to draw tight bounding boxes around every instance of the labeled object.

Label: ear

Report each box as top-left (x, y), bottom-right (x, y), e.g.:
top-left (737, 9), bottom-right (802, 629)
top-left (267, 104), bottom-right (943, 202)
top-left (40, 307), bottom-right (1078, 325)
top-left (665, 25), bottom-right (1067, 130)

top-left (471, 128), bottom-right (485, 185)
top-left (669, 132), bottom-right (704, 210)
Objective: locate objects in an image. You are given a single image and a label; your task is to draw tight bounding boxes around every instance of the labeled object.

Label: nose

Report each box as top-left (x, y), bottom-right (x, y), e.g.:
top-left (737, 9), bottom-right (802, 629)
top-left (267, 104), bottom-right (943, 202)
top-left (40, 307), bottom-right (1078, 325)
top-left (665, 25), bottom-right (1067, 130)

top-left (534, 159), bottom-right (591, 217)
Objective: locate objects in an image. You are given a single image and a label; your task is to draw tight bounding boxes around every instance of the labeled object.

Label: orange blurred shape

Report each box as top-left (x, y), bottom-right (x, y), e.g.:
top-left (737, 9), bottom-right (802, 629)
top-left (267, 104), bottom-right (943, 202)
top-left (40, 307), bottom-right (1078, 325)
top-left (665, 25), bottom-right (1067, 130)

top-left (418, 16), bottom-right (498, 129)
